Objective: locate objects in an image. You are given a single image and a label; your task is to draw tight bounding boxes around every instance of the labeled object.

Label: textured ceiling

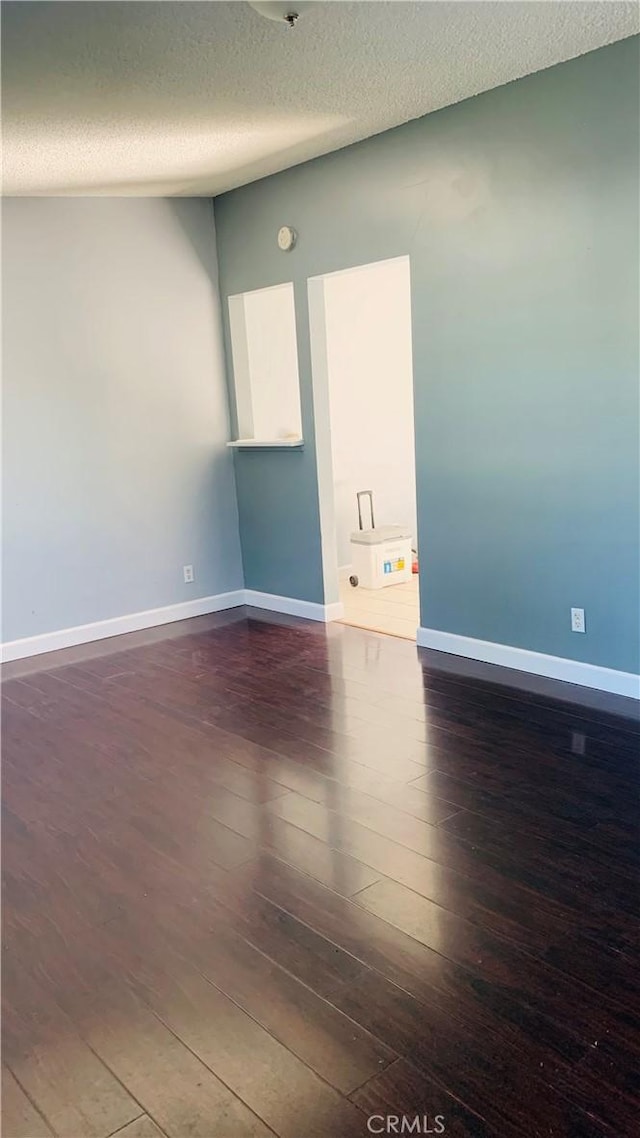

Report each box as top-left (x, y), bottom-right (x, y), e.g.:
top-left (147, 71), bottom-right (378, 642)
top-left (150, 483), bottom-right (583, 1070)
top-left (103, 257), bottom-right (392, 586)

top-left (2, 1), bottom-right (638, 196)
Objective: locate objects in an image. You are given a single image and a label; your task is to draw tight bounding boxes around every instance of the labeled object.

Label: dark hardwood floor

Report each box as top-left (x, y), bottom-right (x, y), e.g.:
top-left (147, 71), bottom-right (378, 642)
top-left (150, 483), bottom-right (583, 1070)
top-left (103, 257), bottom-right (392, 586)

top-left (2, 609), bottom-right (639, 1138)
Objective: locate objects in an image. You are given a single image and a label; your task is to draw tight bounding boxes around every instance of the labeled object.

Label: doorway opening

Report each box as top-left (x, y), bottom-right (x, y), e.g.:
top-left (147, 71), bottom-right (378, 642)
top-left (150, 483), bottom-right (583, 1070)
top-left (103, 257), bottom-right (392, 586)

top-left (308, 256), bottom-right (419, 640)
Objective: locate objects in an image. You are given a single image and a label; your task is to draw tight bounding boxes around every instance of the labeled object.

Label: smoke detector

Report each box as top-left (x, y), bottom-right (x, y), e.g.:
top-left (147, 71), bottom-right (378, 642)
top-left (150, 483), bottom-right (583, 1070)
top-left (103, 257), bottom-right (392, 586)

top-left (248, 2), bottom-right (313, 28)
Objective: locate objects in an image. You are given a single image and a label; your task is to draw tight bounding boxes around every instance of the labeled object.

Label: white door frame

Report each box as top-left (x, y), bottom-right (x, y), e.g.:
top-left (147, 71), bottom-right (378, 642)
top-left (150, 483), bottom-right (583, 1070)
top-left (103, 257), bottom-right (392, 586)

top-left (307, 255), bottom-right (414, 618)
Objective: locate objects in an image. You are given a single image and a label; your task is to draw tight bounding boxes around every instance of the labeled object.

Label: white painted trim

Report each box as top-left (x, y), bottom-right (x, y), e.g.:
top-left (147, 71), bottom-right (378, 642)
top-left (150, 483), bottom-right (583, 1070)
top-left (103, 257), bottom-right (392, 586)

top-left (1, 592), bottom-right (245, 663)
top-left (227, 438), bottom-right (303, 449)
top-left (416, 627), bottom-right (640, 699)
top-left (307, 256), bottom-right (415, 615)
top-left (325, 602), bottom-right (345, 621)
top-left (307, 274), bottom-right (341, 609)
top-left (228, 292), bottom-right (254, 439)
top-left (244, 590), bottom-right (344, 623)
top-left (1, 588), bottom-right (347, 663)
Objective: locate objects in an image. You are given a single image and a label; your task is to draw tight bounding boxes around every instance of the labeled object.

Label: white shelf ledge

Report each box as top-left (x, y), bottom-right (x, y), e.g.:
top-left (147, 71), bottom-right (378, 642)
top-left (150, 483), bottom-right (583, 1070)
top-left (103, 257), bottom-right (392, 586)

top-left (227, 438), bottom-right (304, 449)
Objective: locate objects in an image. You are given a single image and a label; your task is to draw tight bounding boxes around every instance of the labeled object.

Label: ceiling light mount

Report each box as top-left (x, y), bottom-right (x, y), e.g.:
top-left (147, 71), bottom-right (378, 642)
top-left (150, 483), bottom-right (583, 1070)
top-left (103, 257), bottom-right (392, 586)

top-left (248, 2), bottom-right (313, 29)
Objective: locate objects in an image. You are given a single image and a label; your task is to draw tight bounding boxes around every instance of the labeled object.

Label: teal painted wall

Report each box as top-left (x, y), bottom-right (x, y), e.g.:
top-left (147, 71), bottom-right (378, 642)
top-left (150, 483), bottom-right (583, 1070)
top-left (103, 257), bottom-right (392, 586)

top-left (215, 38), bottom-right (640, 674)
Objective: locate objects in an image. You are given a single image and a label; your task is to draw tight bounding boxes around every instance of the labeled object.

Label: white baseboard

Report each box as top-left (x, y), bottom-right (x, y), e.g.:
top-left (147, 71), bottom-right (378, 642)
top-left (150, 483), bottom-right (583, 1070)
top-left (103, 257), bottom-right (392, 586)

top-left (416, 627), bottom-right (640, 699)
top-left (324, 601), bottom-right (345, 621)
top-left (244, 589), bottom-right (344, 623)
top-left (0, 588), bottom-right (347, 664)
top-left (4, 591), bottom-right (634, 701)
top-left (1, 591), bottom-right (245, 663)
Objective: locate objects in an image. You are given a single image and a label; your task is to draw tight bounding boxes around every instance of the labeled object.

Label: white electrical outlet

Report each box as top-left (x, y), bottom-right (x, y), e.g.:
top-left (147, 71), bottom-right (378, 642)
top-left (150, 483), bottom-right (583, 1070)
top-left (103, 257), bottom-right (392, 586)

top-left (183, 565), bottom-right (194, 584)
top-left (571, 607), bottom-right (585, 633)
top-left (571, 731), bottom-right (586, 756)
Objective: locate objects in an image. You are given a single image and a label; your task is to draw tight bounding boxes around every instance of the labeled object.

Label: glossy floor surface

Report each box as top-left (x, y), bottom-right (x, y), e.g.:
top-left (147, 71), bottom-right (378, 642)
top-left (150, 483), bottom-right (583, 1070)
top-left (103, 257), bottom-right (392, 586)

top-left (339, 575), bottom-right (419, 640)
top-left (2, 610), bottom-right (639, 1138)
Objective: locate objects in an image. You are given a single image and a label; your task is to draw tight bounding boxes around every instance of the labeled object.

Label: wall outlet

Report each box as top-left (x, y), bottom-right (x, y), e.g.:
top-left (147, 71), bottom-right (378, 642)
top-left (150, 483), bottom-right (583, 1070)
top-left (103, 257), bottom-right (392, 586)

top-left (571, 607), bottom-right (585, 633)
top-left (571, 731), bottom-right (586, 756)
top-left (183, 565), bottom-right (194, 584)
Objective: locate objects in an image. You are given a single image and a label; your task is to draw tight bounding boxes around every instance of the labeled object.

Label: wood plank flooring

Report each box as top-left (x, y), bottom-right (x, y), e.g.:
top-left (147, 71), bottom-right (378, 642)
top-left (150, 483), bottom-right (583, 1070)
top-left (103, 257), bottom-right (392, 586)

top-left (2, 609), bottom-right (639, 1137)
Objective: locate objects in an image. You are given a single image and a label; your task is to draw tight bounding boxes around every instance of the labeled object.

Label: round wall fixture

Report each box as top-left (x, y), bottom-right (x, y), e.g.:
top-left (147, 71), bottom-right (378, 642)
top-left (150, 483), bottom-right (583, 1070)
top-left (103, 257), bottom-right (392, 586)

top-left (248, 2), bottom-right (313, 28)
top-left (277, 225), bottom-right (297, 251)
